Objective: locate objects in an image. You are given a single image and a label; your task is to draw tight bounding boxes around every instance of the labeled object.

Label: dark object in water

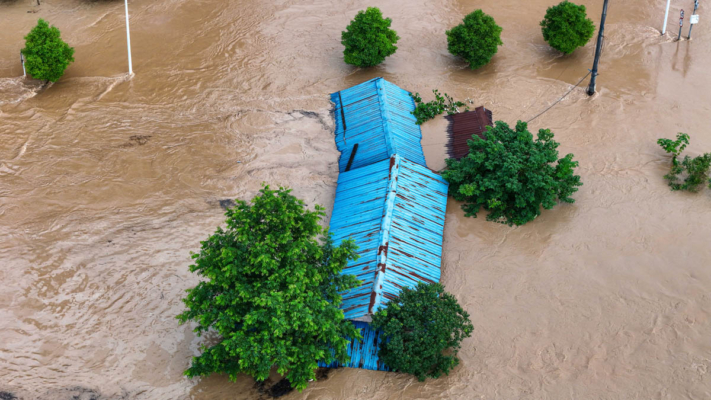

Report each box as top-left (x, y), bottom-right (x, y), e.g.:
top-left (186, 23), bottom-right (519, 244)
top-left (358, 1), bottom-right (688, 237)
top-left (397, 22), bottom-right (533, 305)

top-left (218, 199), bottom-right (236, 210)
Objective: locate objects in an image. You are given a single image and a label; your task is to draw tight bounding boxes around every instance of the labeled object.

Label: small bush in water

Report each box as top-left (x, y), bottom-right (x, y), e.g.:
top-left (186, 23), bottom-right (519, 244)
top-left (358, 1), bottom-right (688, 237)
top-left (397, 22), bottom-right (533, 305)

top-left (446, 10), bottom-right (503, 70)
top-left (410, 89), bottom-right (471, 125)
top-left (658, 133), bottom-right (711, 192)
top-left (22, 19), bottom-right (75, 83)
top-left (341, 7), bottom-right (399, 68)
top-left (540, 1), bottom-right (595, 54)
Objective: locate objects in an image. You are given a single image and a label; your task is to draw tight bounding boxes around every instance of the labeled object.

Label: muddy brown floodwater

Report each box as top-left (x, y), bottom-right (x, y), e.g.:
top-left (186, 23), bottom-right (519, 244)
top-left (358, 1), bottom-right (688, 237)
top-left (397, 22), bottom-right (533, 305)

top-left (1, 0), bottom-right (711, 398)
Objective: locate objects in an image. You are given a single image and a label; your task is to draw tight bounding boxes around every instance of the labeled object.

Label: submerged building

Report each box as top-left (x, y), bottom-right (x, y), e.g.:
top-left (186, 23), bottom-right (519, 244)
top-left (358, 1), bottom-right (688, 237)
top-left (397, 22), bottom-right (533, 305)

top-left (331, 77), bottom-right (427, 172)
top-left (321, 78), bottom-right (449, 371)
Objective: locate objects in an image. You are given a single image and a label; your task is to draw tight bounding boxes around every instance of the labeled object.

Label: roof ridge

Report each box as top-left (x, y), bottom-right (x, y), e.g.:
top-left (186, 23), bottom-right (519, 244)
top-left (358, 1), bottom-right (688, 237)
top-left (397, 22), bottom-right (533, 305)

top-left (375, 78), bottom-right (396, 157)
top-left (368, 154), bottom-right (400, 316)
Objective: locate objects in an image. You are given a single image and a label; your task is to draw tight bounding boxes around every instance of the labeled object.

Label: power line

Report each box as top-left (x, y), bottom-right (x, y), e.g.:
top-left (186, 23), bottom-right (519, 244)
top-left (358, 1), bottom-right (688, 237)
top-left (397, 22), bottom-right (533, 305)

top-left (525, 70), bottom-right (591, 123)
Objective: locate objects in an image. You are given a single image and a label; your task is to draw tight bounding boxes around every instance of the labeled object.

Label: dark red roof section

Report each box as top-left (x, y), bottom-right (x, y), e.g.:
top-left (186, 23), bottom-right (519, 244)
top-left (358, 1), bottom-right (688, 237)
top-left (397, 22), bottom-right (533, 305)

top-left (445, 107), bottom-right (493, 160)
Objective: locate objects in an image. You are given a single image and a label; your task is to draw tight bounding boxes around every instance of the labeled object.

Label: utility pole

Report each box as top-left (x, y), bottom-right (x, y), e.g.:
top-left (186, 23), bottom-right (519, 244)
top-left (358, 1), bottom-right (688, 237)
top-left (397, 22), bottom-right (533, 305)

top-left (124, 0), bottom-right (133, 75)
top-left (21, 51), bottom-right (26, 78)
top-left (662, 0), bottom-right (672, 34)
top-left (587, 0), bottom-right (609, 96)
top-left (688, 0), bottom-right (700, 38)
top-left (678, 9), bottom-right (685, 40)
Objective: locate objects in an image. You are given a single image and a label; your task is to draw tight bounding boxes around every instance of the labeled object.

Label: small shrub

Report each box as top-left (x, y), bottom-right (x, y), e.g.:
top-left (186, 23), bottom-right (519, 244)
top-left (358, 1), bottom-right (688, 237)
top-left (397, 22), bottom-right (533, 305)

top-left (21, 19), bottom-right (75, 83)
top-left (657, 133), bottom-right (711, 192)
top-left (341, 7), bottom-right (399, 68)
top-left (177, 185), bottom-right (361, 391)
top-left (446, 10), bottom-right (503, 70)
top-left (540, 1), bottom-right (595, 54)
top-left (371, 282), bottom-right (473, 381)
top-left (410, 90), bottom-right (471, 125)
top-left (442, 120), bottom-right (583, 226)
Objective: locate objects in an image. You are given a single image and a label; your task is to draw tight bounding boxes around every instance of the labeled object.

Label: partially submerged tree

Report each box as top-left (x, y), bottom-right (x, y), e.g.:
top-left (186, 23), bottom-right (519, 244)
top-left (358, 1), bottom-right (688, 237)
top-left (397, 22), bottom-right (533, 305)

top-left (341, 7), bottom-right (399, 68)
top-left (657, 133), bottom-right (711, 192)
top-left (446, 10), bottom-right (503, 70)
top-left (371, 282), bottom-right (473, 381)
top-left (410, 89), bottom-right (471, 125)
top-left (540, 1), bottom-right (595, 54)
top-left (21, 19), bottom-right (75, 83)
top-left (177, 186), bottom-right (361, 391)
top-left (443, 121), bottom-right (583, 226)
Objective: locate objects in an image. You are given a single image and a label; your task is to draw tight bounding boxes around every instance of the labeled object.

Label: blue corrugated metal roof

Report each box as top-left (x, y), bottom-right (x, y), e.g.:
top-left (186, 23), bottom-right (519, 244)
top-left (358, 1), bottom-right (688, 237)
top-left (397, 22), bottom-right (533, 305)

top-left (330, 154), bottom-right (448, 321)
top-left (331, 78), bottom-right (427, 173)
top-left (318, 321), bottom-right (390, 371)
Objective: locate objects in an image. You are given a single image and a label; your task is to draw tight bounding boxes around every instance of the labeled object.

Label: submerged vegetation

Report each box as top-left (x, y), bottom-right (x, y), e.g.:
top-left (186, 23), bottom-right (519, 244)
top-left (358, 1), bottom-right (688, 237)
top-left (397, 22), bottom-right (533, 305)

top-left (341, 7), bottom-right (399, 68)
top-left (176, 186), bottom-right (361, 391)
top-left (541, 1), bottom-right (596, 54)
top-left (657, 133), bottom-right (711, 192)
top-left (22, 19), bottom-right (75, 83)
top-left (371, 282), bottom-right (473, 381)
top-left (443, 121), bottom-right (583, 226)
top-left (410, 89), bottom-right (471, 125)
top-left (446, 10), bottom-right (503, 70)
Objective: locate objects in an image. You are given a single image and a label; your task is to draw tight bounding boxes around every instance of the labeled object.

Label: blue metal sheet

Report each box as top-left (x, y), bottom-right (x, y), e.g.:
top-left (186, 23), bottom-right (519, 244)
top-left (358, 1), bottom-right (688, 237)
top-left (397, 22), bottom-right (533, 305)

top-left (330, 155), bottom-right (448, 321)
top-left (318, 321), bottom-right (390, 371)
top-left (331, 78), bottom-right (427, 173)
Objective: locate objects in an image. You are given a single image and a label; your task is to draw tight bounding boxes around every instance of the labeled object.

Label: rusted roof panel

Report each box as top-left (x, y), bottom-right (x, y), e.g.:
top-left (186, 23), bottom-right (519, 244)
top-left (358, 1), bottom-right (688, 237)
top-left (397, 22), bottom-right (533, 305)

top-left (318, 321), bottom-right (390, 371)
top-left (446, 107), bottom-right (493, 160)
top-left (330, 154), bottom-right (448, 321)
top-left (331, 78), bottom-right (427, 172)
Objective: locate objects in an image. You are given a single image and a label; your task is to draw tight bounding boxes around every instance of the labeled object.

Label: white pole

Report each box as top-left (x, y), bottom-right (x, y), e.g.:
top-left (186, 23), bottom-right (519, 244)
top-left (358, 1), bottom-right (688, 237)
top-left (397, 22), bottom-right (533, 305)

top-left (21, 51), bottom-right (26, 78)
top-left (662, 0), bottom-right (672, 34)
top-left (124, 0), bottom-right (133, 75)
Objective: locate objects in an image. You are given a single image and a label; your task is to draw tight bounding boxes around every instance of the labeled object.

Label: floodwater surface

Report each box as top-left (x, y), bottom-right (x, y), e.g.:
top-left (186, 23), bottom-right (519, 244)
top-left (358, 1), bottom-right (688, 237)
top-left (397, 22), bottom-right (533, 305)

top-left (1, 0), bottom-right (711, 398)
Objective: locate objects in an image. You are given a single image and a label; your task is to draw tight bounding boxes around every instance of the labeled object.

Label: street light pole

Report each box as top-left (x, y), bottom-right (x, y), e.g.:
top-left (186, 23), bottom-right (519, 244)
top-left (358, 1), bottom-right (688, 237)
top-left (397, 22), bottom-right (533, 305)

top-left (688, 0), bottom-right (700, 39)
top-left (588, 0), bottom-right (610, 96)
top-left (662, 0), bottom-right (672, 34)
top-left (125, 0), bottom-right (133, 75)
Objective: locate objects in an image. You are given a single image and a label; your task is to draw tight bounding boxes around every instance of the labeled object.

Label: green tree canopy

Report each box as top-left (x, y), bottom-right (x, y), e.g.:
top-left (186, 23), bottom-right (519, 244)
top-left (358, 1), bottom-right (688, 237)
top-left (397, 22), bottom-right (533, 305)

top-left (442, 121), bottom-right (583, 226)
top-left (446, 10), bottom-right (503, 70)
top-left (540, 1), bottom-right (595, 54)
top-left (177, 186), bottom-right (361, 391)
top-left (21, 19), bottom-right (75, 83)
top-left (341, 7), bottom-right (399, 68)
top-left (371, 282), bottom-right (473, 381)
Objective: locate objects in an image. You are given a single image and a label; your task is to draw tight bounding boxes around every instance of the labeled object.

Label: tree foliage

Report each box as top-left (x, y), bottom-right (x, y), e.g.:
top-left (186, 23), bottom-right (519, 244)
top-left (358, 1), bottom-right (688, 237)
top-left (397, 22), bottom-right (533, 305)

top-left (657, 133), bottom-right (711, 192)
top-left (446, 10), bottom-right (503, 70)
top-left (410, 89), bottom-right (471, 125)
top-left (443, 121), bottom-right (583, 226)
top-left (540, 1), bottom-right (595, 54)
top-left (176, 186), bottom-right (361, 391)
top-left (371, 282), bottom-right (473, 382)
top-left (21, 19), bottom-right (75, 83)
top-left (341, 7), bottom-right (399, 68)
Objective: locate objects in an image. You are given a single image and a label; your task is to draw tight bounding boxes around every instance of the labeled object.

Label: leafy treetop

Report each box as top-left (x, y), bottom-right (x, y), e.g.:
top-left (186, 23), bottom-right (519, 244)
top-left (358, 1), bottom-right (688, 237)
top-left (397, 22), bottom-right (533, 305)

top-left (371, 282), bottom-right (473, 382)
top-left (446, 10), bottom-right (503, 70)
top-left (341, 7), bottom-right (400, 68)
top-left (22, 19), bottom-right (75, 82)
top-left (443, 120), bottom-right (583, 226)
top-left (177, 186), bottom-right (361, 391)
top-left (540, 1), bottom-right (596, 54)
